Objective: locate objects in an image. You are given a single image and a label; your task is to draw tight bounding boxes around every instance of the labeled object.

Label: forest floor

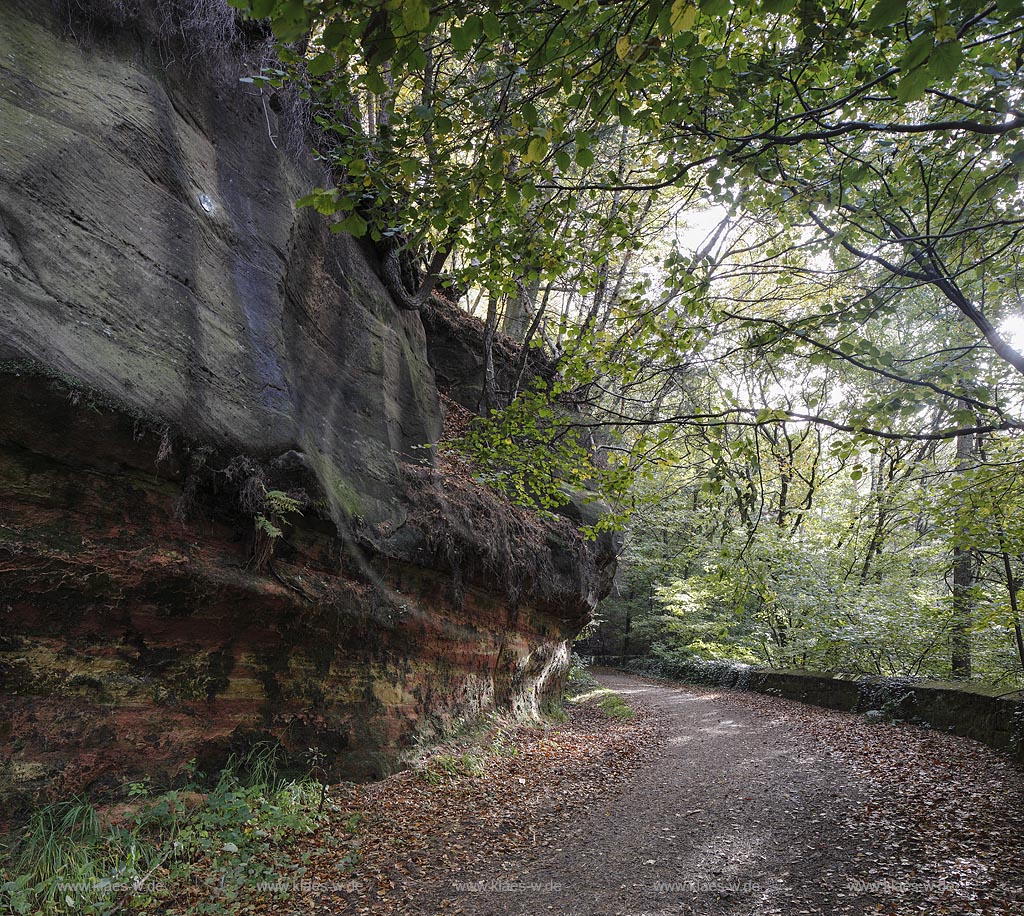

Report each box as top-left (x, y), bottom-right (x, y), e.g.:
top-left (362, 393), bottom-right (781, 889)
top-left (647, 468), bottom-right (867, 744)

top-left (200, 672), bottom-right (1024, 916)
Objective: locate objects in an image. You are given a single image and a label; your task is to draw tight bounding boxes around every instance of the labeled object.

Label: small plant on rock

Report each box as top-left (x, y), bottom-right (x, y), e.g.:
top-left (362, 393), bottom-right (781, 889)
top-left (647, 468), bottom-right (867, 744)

top-left (253, 488), bottom-right (302, 571)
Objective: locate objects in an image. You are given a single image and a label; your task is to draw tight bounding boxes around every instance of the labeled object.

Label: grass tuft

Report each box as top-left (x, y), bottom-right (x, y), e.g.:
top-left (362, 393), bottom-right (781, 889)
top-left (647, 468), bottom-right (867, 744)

top-left (568, 686), bottom-right (636, 720)
top-left (418, 752), bottom-right (487, 785)
top-left (597, 692), bottom-right (636, 720)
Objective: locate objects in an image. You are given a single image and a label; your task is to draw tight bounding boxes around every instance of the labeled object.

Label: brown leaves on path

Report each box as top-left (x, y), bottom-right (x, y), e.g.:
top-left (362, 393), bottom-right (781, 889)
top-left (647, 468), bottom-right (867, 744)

top-left (688, 685), bottom-right (1024, 916)
top-left (291, 701), bottom-right (663, 915)
top-left (204, 677), bottom-right (1023, 916)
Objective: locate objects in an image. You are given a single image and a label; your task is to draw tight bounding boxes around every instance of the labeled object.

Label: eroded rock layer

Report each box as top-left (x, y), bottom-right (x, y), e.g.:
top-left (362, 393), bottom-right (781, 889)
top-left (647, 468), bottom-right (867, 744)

top-left (0, 0), bottom-right (607, 817)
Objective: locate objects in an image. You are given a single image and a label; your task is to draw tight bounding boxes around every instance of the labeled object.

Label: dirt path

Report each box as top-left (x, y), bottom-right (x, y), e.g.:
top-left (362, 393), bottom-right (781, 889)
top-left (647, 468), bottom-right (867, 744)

top-left (290, 672), bottom-right (1024, 916)
top-left (431, 673), bottom-right (1024, 916)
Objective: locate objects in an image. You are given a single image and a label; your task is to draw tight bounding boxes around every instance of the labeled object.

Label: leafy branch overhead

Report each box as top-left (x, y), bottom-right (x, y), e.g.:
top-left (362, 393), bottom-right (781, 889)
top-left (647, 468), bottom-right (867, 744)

top-left (231, 0), bottom-right (1024, 677)
top-left (234, 0), bottom-right (1024, 394)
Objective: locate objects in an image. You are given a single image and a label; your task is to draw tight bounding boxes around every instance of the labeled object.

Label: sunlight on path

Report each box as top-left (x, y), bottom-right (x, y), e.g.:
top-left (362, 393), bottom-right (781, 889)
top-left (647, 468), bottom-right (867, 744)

top-left (447, 672), bottom-right (1024, 916)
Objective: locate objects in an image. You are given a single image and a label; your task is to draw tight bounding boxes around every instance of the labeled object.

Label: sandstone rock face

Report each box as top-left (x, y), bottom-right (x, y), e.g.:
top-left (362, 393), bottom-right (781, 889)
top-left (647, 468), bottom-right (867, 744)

top-left (0, 0), bottom-right (438, 528)
top-left (0, 0), bottom-right (608, 817)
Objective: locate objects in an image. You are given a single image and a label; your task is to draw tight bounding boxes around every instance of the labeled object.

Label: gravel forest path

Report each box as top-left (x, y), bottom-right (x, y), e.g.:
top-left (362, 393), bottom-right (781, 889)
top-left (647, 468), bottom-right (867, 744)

top-left (309, 672), bottom-right (1024, 916)
top-left (438, 672), bottom-right (1024, 916)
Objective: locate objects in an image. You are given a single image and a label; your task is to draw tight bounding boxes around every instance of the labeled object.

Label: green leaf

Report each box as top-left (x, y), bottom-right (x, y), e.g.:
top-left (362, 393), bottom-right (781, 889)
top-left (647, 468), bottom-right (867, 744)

top-left (576, 146), bottom-right (595, 168)
top-left (865, 0), bottom-right (907, 30)
top-left (322, 19), bottom-right (347, 49)
top-left (401, 0), bottom-right (431, 33)
top-left (928, 41), bottom-right (963, 80)
top-left (251, 0), bottom-right (276, 17)
top-left (364, 69), bottom-right (388, 94)
top-left (524, 136), bottom-right (549, 163)
top-left (306, 52), bottom-right (335, 76)
top-left (450, 23), bottom-right (475, 52)
top-left (482, 10), bottom-right (502, 39)
top-left (710, 67), bottom-right (730, 88)
top-left (896, 65), bottom-right (931, 101)
top-left (900, 32), bottom-right (935, 72)
top-left (670, 1), bottom-right (698, 33)
top-left (270, 0), bottom-right (311, 42)
top-left (337, 212), bottom-right (368, 237)
top-left (762, 0), bottom-right (796, 12)
top-left (699, 0), bottom-right (730, 16)
top-left (407, 44), bottom-right (427, 70)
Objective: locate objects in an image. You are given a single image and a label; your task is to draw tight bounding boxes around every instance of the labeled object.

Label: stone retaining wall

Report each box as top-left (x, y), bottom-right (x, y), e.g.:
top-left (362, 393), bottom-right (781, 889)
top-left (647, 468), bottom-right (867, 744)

top-left (618, 658), bottom-right (1024, 765)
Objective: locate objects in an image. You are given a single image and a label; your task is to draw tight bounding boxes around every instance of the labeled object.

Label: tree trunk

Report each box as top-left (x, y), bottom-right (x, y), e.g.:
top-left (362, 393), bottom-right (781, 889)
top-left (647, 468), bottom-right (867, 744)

top-left (480, 295), bottom-right (499, 415)
top-left (620, 609), bottom-right (632, 666)
top-left (950, 428), bottom-right (974, 679)
top-left (502, 276), bottom-right (541, 343)
top-left (1002, 551), bottom-right (1024, 674)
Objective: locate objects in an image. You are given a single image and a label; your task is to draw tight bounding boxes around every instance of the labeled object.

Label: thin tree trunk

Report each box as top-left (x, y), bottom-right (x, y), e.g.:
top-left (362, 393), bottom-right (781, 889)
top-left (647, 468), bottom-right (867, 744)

top-left (1002, 551), bottom-right (1024, 673)
top-left (502, 276), bottom-right (541, 342)
top-left (620, 609), bottom-right (633, 665)
top-left (510, 282), bottom-right (553, 399)
top-left (480, 296), bottom-right (499, 414)
top-left (950, 428), bottom-right (974, 679)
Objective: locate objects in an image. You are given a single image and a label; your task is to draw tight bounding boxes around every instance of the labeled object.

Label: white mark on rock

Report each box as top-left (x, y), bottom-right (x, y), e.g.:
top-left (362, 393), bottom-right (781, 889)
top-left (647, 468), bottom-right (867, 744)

top-left (198, 193), bottom-right (216, 214)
